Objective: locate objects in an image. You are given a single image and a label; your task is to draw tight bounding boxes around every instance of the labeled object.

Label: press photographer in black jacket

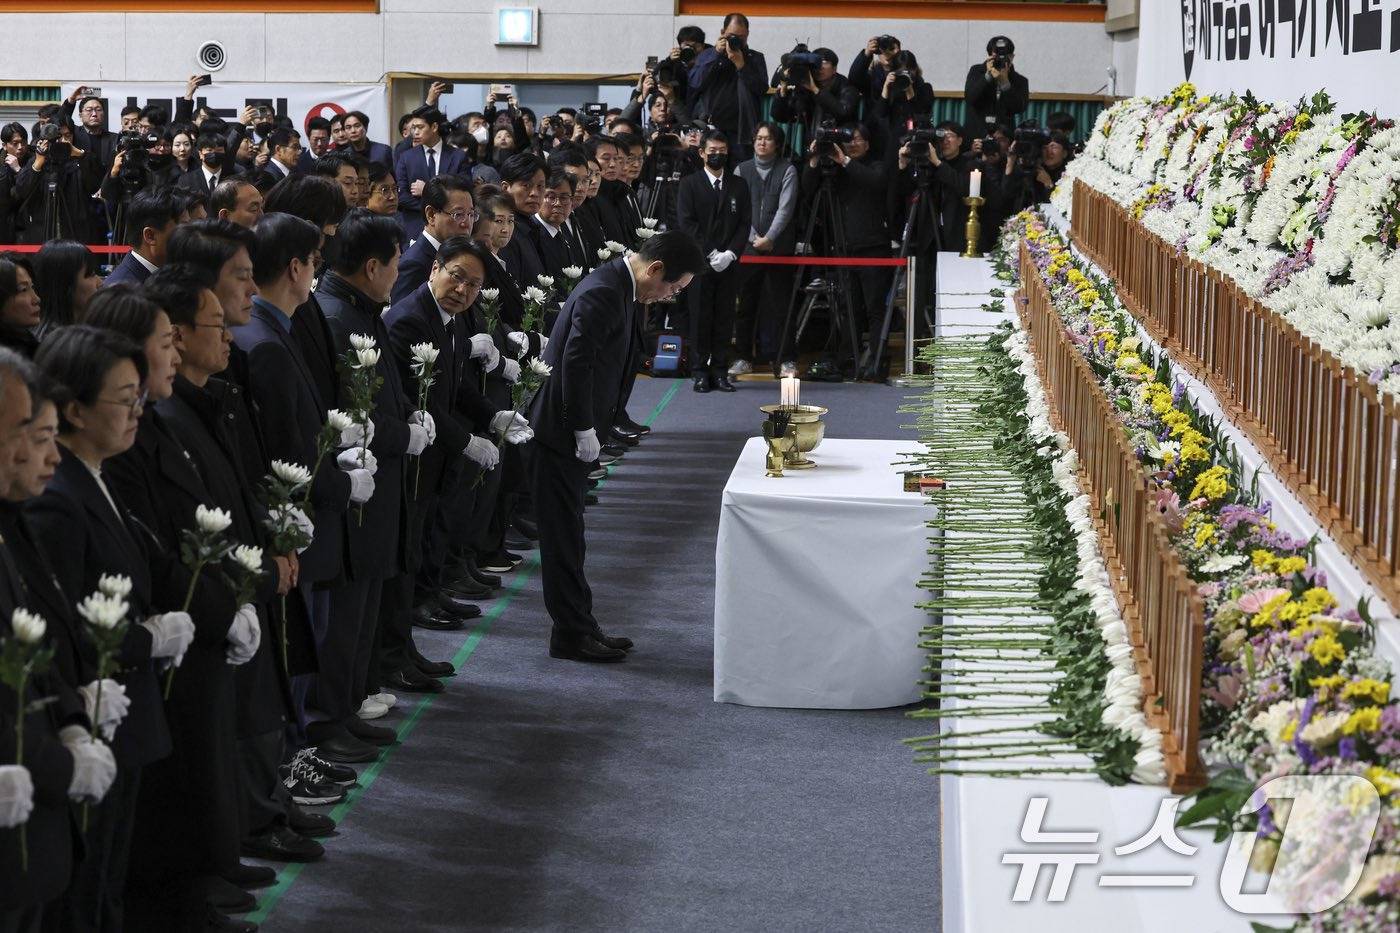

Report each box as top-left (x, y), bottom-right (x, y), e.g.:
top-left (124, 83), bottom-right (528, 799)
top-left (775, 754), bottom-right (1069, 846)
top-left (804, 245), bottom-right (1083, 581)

top-left (964, 35), bottom-right (1030, 140)
top-left (769, 46), bottom-right (861, 159)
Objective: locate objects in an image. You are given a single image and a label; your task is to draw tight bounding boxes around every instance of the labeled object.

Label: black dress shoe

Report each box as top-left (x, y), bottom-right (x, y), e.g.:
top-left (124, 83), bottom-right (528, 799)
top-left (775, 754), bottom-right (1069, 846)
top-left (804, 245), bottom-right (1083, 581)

top-left (618, 416), bottom-right (651, 435)
top-left (610, 429), bottom-right (640, 446)
top-left (504, 531), bottom-right (535, 551)
top-left (205, 875), bottom-right (256, 913)
top-left (584, 493), bottom-right (598, 506)
top-left (463, 558), bottom-right (501, 589)
top-left (549, 634), bottom-right (627, 662)
top-left (413, 656), bottom-right (457, 678)
top-left (222, 863), bottom-right (276, 890)
top-left (601, 443), bottom-right (627, 458)
top-left (346, 717), bottom-right (397, 747)
top-left (598, 633), bottom-right (634, 651)
top-left (693, 374), bottom-right (712, 393)
top-left (713, 374), bottom-right (737, 392)
top-left (241, 827), bottom-right (324, 863)
top-left (385, 667), bottom-right (444, 694)
top-left (436, 591), bottom-right (485, 617)
top-left (479, 551), bottom-right (520, 573)
top-left (309, 731), bottom-right (379, 764)
top-left (412, 606), bottom-right (464, 631)
top-left (442, 573), bottom-right (493, 599)
top-left (287, 805), bottom-right (337, 838)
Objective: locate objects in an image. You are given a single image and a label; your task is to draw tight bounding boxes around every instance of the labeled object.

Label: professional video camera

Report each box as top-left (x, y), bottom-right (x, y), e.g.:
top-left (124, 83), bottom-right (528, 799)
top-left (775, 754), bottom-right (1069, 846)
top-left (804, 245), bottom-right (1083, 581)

top-left (116, 130), bottom-right (158, 178)
top-left (899, 120), bottom-right (940, 172)
top-left (578, 102), bottom-right (607, 134)
top-left (649, 131), bottom-right (686, 177)
top-left (1011, 121), bottom-right (1050, 174)
top-left (778, 43), bottom-right (824, 87)
top-left (36, 123), bottom-right (70, 165)
top-left (811, 122), bottom-right (854, 170)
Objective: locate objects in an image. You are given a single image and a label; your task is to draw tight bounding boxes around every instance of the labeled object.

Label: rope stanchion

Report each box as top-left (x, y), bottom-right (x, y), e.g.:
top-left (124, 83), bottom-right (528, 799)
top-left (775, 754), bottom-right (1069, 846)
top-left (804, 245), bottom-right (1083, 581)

top-left (737, 254), bottom-right (908, 267)
top-left (0, 244), bottom-right (131, 255)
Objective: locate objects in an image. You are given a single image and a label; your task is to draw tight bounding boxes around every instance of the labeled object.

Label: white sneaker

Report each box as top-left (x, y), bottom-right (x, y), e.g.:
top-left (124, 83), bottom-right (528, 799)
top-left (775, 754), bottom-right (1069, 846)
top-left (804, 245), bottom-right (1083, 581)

top-left (372, 692), bottom-right (398, 709)
top-left (728, 359), bottom-right (752, 377)
top-left (357, 698), bottom-right (389, 720)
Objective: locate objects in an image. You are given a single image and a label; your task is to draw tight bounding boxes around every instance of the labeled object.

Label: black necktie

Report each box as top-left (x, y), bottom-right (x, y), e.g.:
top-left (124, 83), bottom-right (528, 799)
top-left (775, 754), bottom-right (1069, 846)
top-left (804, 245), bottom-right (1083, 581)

top-left (426, 148), bottom-right (436, 178)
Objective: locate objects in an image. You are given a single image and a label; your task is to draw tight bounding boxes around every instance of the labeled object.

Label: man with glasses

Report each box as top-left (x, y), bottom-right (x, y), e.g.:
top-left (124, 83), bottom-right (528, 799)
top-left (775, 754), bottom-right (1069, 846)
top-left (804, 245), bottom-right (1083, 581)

top-left (392, 174), bottom-right (477, 305)
top-left (395, 105), bottom-right (466, 240)
top-left (261, 127), bottom-right (304, 186)
top-left (530, 171), bottom-right (581, 289)
top-left (365, 161), bottom-right (399, 221)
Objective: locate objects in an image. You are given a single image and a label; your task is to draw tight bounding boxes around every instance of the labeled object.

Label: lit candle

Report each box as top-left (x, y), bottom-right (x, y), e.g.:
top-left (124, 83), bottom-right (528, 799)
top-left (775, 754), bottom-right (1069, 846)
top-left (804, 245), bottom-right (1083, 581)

top-left (969, 169), bottom-right (982, 200)
top-left (780, 376), bottom-right (792, 407)
top-left (793, 378), bottom-right (801, 407)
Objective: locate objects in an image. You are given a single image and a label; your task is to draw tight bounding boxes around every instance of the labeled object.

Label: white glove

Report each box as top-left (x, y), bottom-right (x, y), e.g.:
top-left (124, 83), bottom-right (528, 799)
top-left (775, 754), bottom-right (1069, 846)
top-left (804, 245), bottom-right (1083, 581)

top-left (574, 428), bottom-right (601, 463)
top-left (410, 410), bottom-right (437, 443)
top-left (142, 611), bottom-right (195, 665)
top-left (0, 765), bottom-right (33, 829)
top-left (491, 410), bottom-right (534, 444)
top-left (337, 419), bottom-right (374, 449)
top-left (60, 726), bottom-right (116, 803)
top-left (469, 333), bottom-right (500, 370)
top-left (226, 604), bottom-right (261, 665)
top-left (337, 446), bottom-right (378, 475)
top-left (709, 249), bottom-right (736, 273)
top-left (77, 679), bottom-right (130, 742)
top-left (507, 331), bottom-right (530, 356)
top-left (405, 423), bottom-right (432, 456)
top-left (537, 333), bottom-right (549, 353)
top-left (464, 435), bottom-right (500, 470)
top-left (500, 358), bottom-right (521, 384)
top-left (346, 468), bottom-right (375, 504)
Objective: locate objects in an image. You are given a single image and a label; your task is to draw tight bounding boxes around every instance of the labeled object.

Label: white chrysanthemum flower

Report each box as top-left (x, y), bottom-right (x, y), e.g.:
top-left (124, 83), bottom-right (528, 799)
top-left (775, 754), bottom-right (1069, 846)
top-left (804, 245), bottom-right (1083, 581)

top-left (527, 357), bottom-right (552, 377)
top-left (480, 287), bottom-right (499, 301)
top-left (597, 247), bottom-right (613, 261)
top-left (635, 228), bottom-right (656, 239)
top-left (76, 594), bottom-right (127, 631)
top-left (10, 607), bottom-right (45, 644)
top-left (410, 342), bottom-right (440, 365)
top-left (355, 347), bottom-right (380, 368)
top-left (326, 409), bottom-right (354, 432)
top-left (270, 460), bottom-right (312, 487)
top-left (97, 573), bottom-right (133, 599)
top-left (605, 240), bottom-right (625, 254)
top-left (522, 286), bottom-right (548, 304)
top-left (562, 265), bottom-right (583, 279)
top-left (349, 333), bottom-right (376, 352)
top-left (195, 504), bottom-right (233, 534)
top-left (536, 274), bottom-right (554, 289)
top-left (231, 545), bottom-right (264, 574)
top-left (642, 217), bottom-right (659, 229)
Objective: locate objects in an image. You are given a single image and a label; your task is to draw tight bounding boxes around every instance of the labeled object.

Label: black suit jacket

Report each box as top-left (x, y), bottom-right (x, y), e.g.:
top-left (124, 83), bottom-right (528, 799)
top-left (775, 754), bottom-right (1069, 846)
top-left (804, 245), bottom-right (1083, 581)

top-left (676, 170), bottom-right (751, 257)
top-left (175, 164), bottom-right (238, 196)
top-left (528, 259), bottom-right (635, 455)
top-left (232, 301), bottom-right (349, 584)
top-left (102, 252), bottom-right (152, 287)
top-left (501, 210), bottom-right (547, 290)
top-left (391, 233), bottom-right (438, 307)
top-left (314, 272), bottom-right (412, 579)
top-left (25, 447), bottom-right (170, 770)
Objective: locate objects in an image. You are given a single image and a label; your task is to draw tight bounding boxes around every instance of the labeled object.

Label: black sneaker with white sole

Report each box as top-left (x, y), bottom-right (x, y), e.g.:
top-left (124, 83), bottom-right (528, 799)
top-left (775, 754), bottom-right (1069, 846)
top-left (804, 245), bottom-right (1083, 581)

top-left (294, 747), bottom-right (359, 787)
top-left (281, 758), bottom-right (347, 806)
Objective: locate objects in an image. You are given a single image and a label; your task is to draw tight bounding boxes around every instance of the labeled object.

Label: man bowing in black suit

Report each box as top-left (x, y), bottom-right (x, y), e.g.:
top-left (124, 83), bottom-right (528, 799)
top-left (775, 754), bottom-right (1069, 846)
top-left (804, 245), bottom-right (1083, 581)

top-left (528, 230), bottom-right (707, 661)
top-left (675, 130), bottom-right (751, 393)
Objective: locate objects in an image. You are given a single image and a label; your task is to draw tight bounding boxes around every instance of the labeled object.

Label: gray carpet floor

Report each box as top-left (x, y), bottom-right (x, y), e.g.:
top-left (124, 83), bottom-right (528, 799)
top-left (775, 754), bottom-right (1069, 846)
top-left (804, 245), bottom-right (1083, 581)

top-left (257, 376), bottom-right (939, 932)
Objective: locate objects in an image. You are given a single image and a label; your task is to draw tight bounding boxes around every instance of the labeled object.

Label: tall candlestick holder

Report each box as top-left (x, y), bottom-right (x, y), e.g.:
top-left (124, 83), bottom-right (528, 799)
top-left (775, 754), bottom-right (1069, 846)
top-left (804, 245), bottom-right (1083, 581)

top-left (961, 195), bottom-right (986, 259)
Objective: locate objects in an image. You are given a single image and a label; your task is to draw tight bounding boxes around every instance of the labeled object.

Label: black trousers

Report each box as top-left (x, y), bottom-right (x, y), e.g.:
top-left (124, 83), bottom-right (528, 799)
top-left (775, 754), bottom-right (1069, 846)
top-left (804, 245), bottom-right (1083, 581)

top-left (237, 727), bottom-right (292, 838)
top-left (2, 905), bottom-right (42, 933)
top-left (374, 571), bottom-right (416, 687)
top-left (687, 265), bottom-right (739, 374)
top-left (848, 244), bottom-right (894, 337)
top-left (734, 261), bottom-right (793, 364)
top-left (531, 440), bottom-right (600, 641)
top-left (313, 576), bottom-right (381, 725)
top-left (52, 766), bottom-right (140, 933)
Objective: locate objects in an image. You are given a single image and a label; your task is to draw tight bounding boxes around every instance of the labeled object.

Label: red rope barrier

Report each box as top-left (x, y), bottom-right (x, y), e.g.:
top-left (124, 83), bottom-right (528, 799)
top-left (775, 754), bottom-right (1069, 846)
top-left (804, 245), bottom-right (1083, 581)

top-left (0, 245), bottom-right (131, 255)
top-left (738, 254), bottom-right (909, 267)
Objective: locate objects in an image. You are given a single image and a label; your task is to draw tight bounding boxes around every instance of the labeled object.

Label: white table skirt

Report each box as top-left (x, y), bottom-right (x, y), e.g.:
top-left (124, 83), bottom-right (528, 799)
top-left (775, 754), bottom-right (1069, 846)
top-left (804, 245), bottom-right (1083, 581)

top-left (713, 438), bottom-right (931, 709)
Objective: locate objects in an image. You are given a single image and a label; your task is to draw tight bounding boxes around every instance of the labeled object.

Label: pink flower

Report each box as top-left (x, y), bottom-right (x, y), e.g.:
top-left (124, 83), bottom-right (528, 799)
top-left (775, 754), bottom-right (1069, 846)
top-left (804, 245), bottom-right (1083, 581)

top-left (1243, 136), bottom-right (1256, 151)
top-left (1238, 587), bottom-right (1289, 614)
top-left (1150, 487), bottom-right (1186, 535)
top-left (1204, 674), bottom-right (1242, 710)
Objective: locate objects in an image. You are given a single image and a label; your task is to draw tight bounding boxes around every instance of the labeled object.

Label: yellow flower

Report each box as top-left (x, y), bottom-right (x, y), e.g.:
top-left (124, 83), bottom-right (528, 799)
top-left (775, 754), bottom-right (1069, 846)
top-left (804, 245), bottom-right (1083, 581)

top-left (1367, 766), bottom-right (1400, 797)
top-left (1343, 707), bottom-right (1382, 735)
top-left (1309, 632), bottom-right (1346, 667)
top-left (1249, 592), bottom-right (1291, 629)
top-left (1309, 674), bottom-right (1346, 697)
top-left (1275, 556), bottom-right (1307, 575)
top-left (1341, 679), bottom-right (1392, 705)
top-left (1193, 522), bottom-right (1216, 549)
top-left (1252, 549), bottom-right (1277, 571)
top-left (1280, 719), bottom-right (1297, 743)
top-left (1189, 465), bottom-right (1230, 501)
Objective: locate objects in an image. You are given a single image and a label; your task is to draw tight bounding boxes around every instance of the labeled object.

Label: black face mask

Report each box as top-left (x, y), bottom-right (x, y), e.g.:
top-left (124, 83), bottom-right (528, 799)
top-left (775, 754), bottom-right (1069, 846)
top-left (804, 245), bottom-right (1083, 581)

top-left (705, 152), bottom-right (727, 170)
top-left (202, 151), bottom-right (223, 168)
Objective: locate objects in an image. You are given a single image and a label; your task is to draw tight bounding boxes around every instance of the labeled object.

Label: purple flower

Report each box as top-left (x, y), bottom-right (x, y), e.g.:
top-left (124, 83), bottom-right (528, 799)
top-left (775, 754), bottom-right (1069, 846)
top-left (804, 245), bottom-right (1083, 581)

top-left (1338, 737), bottom-right (1357, 761)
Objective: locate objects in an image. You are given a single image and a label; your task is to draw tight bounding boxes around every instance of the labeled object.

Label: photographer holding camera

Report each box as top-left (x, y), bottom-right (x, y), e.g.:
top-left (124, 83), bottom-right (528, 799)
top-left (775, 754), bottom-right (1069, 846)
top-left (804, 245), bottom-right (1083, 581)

top-left (869, 50), bottom-right (934, 154)
top-left (964, 36), bottom-right (1030, 140)
top-left (13, 121), bottom-right (89, 244)
top-left (688, 13), bottom-right (769, 159)
top-left (848, 34), bottom-right (903, 103)
top-left (798, 121), bottom-right (890, 375)
top-left (1003, 125), bottom-right (1071, 212)
top-left (770, 46), bottom-right (860, 158)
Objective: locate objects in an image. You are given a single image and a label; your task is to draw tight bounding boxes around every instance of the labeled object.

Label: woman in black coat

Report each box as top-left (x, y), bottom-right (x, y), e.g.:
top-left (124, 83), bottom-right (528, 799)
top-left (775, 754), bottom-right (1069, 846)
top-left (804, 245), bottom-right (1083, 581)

top-left (27, 326), bottom-right (195, 933)
top-left (0, 255), bottom-right (41, 358)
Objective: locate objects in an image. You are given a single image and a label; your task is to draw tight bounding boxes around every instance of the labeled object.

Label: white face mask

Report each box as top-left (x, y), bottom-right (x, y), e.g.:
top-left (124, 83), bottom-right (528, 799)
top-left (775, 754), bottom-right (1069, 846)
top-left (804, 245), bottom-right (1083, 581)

top-left (471, 126), bottom-right (489, 145)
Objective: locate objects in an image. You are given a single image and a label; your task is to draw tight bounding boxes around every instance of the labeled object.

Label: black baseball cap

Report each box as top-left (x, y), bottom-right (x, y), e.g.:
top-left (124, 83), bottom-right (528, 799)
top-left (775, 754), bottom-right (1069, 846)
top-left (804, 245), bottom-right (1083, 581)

top-left (988, 36), bottom-right (1015, 55)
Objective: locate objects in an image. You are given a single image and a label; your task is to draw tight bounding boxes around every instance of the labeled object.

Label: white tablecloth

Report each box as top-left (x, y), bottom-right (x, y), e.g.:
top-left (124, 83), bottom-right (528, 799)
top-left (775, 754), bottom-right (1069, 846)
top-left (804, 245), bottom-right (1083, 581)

top-left (713, 438), bottom-right (931, 709)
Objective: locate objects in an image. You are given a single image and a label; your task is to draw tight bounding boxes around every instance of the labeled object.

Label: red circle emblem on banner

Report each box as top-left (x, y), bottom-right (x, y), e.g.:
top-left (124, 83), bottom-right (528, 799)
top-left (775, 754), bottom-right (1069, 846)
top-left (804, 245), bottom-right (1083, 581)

top-left (304, 102), bottom-right (346, 133)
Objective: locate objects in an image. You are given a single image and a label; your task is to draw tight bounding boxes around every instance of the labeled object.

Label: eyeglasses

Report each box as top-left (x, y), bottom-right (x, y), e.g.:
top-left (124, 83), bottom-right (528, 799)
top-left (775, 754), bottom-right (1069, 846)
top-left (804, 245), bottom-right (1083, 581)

top-left (97, 389), bottom-right (148, 417)
top-left (371, 184), bottom-right (397, 198)
top-left (442, 267), bottom-right (484, 291)
top-left (541, 191), bottom-right (568, 203)
top-left (190, 320), bottom-right (229, 334)
top-left (446, 208), bottom-right (479, 224)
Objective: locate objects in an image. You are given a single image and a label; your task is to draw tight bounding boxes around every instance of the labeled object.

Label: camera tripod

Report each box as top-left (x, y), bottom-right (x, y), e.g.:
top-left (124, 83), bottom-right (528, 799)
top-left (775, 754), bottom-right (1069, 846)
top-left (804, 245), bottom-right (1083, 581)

top-left (41, 169), bottom-right (76, 242)
top-left (869, 170), bottom-right (942, 381)
top-left (772, 167), bottom-right (863, 379)
top-left (641, 167), bottom-right (682, 228)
